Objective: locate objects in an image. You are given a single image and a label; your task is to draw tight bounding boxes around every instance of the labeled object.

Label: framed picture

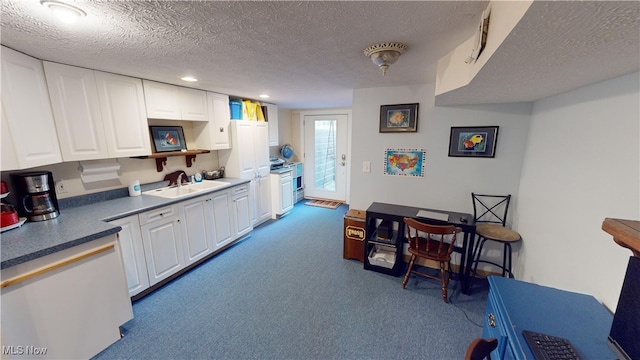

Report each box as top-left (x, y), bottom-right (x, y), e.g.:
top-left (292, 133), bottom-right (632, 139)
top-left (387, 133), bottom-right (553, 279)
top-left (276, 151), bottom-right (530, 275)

top-left (379, 103), bottom-right (419, 133)
top-left (448, 126), bottom-right (499, 158)
top-left (150, 126), bottom-right (187, 153)
top-left (383, 148), bottom-right (426, 177)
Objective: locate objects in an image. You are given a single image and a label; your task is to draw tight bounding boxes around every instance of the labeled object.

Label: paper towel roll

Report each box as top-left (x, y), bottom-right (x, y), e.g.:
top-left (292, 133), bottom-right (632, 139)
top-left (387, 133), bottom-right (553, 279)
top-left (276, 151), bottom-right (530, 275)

top-left (128, 180), bottom-right (141, 197)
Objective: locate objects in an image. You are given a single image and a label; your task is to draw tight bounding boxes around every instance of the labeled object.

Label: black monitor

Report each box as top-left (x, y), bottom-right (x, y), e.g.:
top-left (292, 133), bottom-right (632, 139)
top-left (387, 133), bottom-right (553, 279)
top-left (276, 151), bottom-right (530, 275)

top-left (607, 256), bottom-right (640, 360)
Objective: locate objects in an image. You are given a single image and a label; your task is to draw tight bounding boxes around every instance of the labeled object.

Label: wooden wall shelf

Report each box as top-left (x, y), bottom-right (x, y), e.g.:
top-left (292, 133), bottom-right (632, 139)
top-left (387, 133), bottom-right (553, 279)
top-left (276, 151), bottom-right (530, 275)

top-left (602, 218), bottom-right (640, 257)
top-left (132, 150), bottom-right (210, 172)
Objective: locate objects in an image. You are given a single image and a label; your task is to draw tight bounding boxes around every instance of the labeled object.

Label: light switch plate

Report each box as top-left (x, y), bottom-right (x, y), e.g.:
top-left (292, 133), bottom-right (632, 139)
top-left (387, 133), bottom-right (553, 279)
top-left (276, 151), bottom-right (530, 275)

top-left (362, 161), bottom-right (371, 173)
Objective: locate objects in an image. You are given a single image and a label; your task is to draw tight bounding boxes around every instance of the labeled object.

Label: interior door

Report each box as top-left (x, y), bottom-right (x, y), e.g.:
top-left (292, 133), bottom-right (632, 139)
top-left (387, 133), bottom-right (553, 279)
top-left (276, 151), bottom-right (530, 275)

top-left (303, 113), bottom-right (348, 201)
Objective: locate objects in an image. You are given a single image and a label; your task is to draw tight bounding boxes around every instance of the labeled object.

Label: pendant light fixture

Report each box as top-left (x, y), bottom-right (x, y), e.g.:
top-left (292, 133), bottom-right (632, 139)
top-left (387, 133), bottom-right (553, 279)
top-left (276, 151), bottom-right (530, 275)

top-left (41, 1), bottom-right (86, 24)
top-left (363, 42), bottom-right (408, 76)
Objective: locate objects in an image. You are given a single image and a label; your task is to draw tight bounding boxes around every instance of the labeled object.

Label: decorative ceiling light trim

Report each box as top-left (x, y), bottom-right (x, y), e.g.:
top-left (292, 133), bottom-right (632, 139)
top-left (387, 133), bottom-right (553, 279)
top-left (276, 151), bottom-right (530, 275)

top-left (363, 42), bottom-right (408, 76)
top-left (41, 1), bottom-right (86, 24)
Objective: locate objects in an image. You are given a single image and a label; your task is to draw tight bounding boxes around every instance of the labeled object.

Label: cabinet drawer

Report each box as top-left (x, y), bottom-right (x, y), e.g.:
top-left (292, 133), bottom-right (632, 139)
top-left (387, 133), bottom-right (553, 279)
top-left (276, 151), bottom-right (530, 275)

top-left (138, 205), bottom-right (178, 225)
top-left (280, 171), bottom-right (292, 181)
top-left (482, 293), bottom-right (509, 359)
top-left (231, 184), bottom-right (249, 197)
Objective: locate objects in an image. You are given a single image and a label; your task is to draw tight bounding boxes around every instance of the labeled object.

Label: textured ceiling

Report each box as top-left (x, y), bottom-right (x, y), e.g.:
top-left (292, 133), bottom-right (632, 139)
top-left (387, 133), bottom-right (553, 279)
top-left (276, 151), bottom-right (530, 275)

top-left (1, 1), bottom-right (639, 109)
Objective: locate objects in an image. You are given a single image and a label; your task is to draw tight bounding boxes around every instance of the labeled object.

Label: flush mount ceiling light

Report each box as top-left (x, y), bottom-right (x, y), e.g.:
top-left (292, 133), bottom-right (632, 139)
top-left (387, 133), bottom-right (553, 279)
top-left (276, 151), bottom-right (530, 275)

top-left (363, 42), bottom-right (408, 76)
top-left (259, 94), bottom-right (270, 99)
top-left (180, 76), bottom-right (198, 82)
top-left (41, 1), bottom-right (86, 24)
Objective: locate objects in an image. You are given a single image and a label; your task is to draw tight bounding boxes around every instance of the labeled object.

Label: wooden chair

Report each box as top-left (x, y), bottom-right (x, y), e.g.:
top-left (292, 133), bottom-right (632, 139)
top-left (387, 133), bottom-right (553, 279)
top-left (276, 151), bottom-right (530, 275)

top-left (402, 217), bottom-right (460, 303)
top-left (465, 338), bottom-right (498, 360)
top-left (470, 194), bottom-right (522, 283)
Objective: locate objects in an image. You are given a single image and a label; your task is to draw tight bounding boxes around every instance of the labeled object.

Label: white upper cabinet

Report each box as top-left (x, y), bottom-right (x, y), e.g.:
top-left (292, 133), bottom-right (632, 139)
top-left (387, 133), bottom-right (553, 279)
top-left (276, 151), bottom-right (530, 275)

top-left (43, 61), bottom-right (110, 161)
top-left (179, 87), bottom-right (208, 121)
top-left (194, 92), bottom-right (231, 150)
top-left (143, 80), bottom-right (208, 121)
top-left (142, 80), bottom-right (181, 120)
top-left (1, 47), bottom-right (62, 170)
top-left (265, 103), bottom-right (279, 146)
top-left (95, 71), bottom-right (151, 158)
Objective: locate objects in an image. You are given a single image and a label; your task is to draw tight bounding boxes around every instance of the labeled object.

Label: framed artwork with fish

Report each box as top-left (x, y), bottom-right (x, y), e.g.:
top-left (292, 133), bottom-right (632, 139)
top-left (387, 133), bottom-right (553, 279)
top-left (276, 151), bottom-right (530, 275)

top-left (448, 126), bottom-right (499, 158)
top-left (150, 126), bottom-right (187, 153)
top-left (379, 103), bottom-right (418, 133)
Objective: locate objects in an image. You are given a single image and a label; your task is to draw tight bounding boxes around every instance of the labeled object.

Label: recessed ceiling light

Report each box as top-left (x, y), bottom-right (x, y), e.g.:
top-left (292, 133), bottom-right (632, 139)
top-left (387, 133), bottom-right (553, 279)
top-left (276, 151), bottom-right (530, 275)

top-left (259, 94), bottom-right (270, 99)
top-left (41, 1), bottom-right (86, 24)
top-left (181, 76), bottom-right (198, 82)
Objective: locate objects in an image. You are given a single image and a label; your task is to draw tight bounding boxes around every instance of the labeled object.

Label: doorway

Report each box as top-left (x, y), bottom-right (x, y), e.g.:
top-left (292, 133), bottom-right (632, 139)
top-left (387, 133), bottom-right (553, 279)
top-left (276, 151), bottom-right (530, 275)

top-left (303, 112), bottom-right (349, 202)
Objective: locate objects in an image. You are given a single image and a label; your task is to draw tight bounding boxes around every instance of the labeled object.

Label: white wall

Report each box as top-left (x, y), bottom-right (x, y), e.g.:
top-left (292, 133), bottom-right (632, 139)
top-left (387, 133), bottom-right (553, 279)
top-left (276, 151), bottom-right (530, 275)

top-left (350, 83), bottom-right (532, 217)
top-left (516, 72), bottom-right (640, 310)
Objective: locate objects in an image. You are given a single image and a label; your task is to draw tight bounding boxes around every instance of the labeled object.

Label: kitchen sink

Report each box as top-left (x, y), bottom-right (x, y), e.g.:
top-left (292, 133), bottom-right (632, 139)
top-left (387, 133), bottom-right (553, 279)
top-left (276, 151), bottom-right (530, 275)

top-left (143, 180), bottom-right (229, 199)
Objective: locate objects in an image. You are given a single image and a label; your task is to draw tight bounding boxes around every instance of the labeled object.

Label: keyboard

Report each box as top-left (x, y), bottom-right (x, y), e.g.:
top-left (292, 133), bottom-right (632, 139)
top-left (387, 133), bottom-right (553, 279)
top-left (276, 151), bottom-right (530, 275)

top-left (522, 330), bottom-right (581, 360)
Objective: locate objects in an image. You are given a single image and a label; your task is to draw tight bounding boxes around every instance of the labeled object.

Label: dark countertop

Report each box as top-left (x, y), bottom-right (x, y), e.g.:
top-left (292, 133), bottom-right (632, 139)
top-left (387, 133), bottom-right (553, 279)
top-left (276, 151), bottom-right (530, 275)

top-left (0, 178), bottom-right (250, 270)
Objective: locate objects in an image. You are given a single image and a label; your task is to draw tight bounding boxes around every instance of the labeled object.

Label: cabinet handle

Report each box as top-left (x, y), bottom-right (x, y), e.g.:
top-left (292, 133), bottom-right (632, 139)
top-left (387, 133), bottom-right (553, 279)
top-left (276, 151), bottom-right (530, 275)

top-left (0, 243), bottom-right (115, 289)
top-left (488, 313), bottom-right (496, 328)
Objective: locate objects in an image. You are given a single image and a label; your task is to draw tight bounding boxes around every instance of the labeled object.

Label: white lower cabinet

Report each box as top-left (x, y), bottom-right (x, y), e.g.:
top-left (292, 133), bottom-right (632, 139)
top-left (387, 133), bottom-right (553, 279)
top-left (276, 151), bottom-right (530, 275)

top-left (231, 183), bottom-right (253, 238)
top-left (112, 184), bottom-right (252, 298)
top-left (181, 195), bottom-right (215, 265)
top-left (139, 205), bottom-right (185, 286)
top-left (109, 215), bottom-right (149, 297)
top-left (211, 190), bottom-right (234, 249)
top-left (0, 236), bottom-right (132, 360)
top-left (270, 169), bottom-right (294, 218)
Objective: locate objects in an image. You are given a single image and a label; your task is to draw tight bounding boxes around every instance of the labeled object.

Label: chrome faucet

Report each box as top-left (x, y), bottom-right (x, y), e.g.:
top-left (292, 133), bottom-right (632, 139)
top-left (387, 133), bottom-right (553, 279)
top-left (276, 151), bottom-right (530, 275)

top-left (177, 173), bottom-right (184, 188)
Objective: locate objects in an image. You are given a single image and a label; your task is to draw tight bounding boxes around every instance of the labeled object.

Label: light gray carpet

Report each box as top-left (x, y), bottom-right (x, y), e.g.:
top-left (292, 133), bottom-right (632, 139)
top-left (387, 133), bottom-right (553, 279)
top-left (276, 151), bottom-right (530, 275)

top-left (94, 203), bottom-right (488, 359)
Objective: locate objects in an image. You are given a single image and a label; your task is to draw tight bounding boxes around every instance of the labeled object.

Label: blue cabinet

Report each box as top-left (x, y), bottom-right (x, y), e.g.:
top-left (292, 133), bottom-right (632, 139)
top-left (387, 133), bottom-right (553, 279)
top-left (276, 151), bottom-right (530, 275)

top-left (483, 277), bottom-right (614, 360)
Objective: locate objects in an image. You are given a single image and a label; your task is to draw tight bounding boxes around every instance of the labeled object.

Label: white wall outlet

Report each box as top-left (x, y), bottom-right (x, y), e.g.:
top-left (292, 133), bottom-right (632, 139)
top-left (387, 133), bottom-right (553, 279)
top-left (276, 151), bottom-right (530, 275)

top-left (55, 180), bottom-right (68, 194)
top-left (362, 161), bottom-right (371, 173)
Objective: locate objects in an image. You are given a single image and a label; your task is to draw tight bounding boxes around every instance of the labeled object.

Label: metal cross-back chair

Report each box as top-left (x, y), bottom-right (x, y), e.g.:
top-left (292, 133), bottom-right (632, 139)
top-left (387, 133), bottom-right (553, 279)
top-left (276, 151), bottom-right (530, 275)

top-left (402, 217), bottom-right (461, 303)
top-left (470, 193), bottom-right (522, 285)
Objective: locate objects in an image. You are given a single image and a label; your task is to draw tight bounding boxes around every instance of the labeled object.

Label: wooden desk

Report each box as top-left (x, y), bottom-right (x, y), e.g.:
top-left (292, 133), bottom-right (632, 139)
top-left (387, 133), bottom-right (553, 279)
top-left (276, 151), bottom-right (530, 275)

top-left (484, 277), bottom-right (613, 359)
top-left (364, 202), bottom-right (476, 294)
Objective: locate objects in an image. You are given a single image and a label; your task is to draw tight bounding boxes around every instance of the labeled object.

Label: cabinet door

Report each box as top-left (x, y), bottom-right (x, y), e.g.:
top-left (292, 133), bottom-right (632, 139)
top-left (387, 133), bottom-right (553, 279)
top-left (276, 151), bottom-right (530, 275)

top-left (254, 122), bottom-right (272, 224)
top-left (43, 62), bottom-right (109, 161)
top-left (254, 122), bottom-right (271, 178)
top-left (0, 46), bottom-right (62, 170)
top-left (1, 103), bottom-right (18, 170)
top-left (265, 103), bottom-right (279, 146)
top-left (234, 120), bottom-right (257, 179)
top-left (208, 92), bottom-right (231, 149)
top-left (255, 175), bottom-right (272, 225)
top-left (280, 173), bottom-right (294, 213)
top-left (181, 196), bottom-right (214, 265)
top-left (142, 80), bottom-right (181, 120)
top-left (95, 71), bottom-right (151, 157)
top-left (232, 185), bottom-right (253, 239)
top-left (179, 87), bottom-right (208, 121)
top-left (109, 215), bottom-right (149, 297)
top-left (140, 216), bottom-right (184, 286)
top-left (212, 190), bottom-right (234, 248)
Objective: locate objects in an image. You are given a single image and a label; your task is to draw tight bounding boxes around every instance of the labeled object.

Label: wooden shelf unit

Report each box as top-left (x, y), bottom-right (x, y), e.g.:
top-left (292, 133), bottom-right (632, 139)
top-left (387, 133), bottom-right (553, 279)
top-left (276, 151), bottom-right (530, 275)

top-left (132, 150), bottom-right (210, 172)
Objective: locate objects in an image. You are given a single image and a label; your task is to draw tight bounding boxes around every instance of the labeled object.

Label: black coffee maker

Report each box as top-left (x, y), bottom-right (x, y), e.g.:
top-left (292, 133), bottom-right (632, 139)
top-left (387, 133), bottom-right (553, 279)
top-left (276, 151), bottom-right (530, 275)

top-left (12, 171), bottom-right (60, 221)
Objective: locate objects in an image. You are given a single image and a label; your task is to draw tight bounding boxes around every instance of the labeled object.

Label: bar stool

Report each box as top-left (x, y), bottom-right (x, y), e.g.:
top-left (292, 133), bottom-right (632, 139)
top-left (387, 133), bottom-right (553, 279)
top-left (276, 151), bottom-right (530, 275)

top-left (470, 193), bottom-right (521, 283)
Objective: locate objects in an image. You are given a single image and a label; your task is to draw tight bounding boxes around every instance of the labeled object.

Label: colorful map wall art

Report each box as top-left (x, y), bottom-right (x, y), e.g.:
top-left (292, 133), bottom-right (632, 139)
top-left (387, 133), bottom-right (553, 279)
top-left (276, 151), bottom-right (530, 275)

top-left (383, 149), bottom-right (426, 177)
